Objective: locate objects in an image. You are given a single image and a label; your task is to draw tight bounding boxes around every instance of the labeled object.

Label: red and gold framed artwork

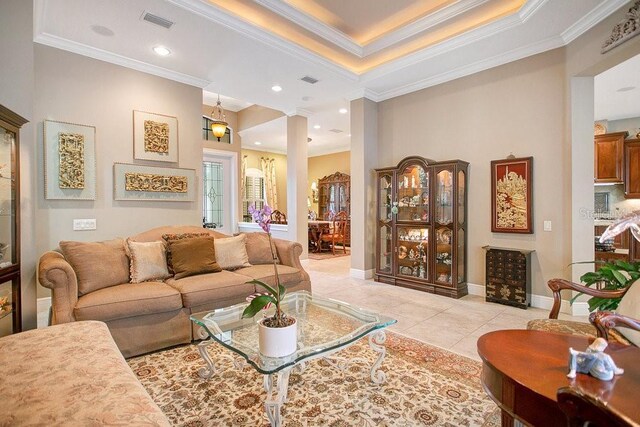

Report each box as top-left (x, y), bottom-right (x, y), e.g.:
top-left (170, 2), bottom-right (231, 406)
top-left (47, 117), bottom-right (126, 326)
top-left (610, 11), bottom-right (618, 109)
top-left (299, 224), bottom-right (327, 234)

top-left (491, 157), bottom-right (533, 234)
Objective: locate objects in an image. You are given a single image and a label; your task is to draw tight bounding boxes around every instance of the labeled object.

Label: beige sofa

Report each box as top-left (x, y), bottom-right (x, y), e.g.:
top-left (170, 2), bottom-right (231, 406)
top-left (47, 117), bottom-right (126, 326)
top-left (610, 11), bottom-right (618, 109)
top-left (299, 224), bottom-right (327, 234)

top-left (0, 321), bottom-right (170, 425)
top-left (38, 225), bottom-right (311, 357)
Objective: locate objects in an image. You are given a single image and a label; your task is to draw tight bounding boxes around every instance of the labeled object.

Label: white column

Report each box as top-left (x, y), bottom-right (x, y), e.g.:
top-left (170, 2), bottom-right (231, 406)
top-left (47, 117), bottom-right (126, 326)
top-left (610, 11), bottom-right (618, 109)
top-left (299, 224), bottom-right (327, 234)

top-left (350, 98), bottom-right (378, 279)
top-left (286, 115), bottom-right (308, 258)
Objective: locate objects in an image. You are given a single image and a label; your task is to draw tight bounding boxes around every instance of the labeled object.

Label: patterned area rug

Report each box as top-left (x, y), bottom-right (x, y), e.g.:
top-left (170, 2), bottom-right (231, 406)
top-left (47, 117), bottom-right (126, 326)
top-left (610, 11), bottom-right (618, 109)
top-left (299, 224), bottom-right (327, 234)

top-left (128, 331), bottom-right (499, 426)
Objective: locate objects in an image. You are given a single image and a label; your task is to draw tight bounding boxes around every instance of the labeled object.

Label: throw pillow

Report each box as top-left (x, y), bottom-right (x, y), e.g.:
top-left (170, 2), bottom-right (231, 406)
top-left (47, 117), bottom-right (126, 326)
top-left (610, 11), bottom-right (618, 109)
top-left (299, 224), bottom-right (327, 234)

top-left (168, 236), bottom-right (222, 280)
top-left (214, 234), bottom-right (251, 270)
top-left (162, 232), bottom-right (210, 274)
top-left (616, 279), bottom-right (640, 346)
top-left (59, 238), bottom-right (130, 296)
top-left (127, 239), bottom-right (171, 283)
top-left (244, 232), bottom-right (280, 265)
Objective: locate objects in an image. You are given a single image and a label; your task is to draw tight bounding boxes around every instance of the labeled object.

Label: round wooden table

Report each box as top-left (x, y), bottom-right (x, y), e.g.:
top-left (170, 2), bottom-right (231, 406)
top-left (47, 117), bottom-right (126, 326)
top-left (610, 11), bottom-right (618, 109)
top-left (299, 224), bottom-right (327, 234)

top-left (477, 330), bottom-right (640, 427)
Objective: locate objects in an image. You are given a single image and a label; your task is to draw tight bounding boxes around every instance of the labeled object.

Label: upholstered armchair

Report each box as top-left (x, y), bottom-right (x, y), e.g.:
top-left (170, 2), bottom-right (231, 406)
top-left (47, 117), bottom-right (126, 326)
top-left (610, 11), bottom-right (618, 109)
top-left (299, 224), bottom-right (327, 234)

top-left (527, 278), bottom-right (640, 346)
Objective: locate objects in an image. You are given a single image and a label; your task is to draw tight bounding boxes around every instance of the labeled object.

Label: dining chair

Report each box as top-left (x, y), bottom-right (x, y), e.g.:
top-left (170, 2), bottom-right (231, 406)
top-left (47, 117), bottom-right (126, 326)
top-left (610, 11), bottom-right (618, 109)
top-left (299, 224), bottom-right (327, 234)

top-left (270, 210), bottom-right (287, 224)
top-left (320, 211), bottom-right (348, 255)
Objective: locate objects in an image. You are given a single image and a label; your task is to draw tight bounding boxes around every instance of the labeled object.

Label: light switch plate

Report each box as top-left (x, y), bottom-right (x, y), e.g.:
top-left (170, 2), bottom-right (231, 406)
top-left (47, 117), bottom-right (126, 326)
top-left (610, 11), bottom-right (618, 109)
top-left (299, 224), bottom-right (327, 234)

top-left (73, 219), bottom-right (97, 231)
top-left (543, 220), bottom-right (552, 232)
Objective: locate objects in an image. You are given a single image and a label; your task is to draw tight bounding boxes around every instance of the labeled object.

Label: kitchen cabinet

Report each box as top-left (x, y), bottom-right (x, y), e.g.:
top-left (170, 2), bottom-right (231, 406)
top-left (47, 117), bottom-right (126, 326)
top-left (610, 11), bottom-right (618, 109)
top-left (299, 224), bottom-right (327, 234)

top-left (624, 138), bottom-right (640, 198)
top-left (594, 132), bottom-right (627, 183)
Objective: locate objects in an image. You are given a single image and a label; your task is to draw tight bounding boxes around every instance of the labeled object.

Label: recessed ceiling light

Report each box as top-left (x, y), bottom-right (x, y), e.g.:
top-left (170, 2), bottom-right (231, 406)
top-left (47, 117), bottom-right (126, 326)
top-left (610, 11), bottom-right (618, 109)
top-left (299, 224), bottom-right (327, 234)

top-left (348, 134), bottom-right (352, 137)
top-left (272, 85), bottom-right (282, 92)
top-left (153, 46), bottom-right (171, 56)
top-left (339, 108), bottom-right (348, 114)
top-left (617, 86), bottom-right (636, 92)
top-left (313, 125), bottom-right (321, 129)
top-left (254, 141), bottom-right (262, 145)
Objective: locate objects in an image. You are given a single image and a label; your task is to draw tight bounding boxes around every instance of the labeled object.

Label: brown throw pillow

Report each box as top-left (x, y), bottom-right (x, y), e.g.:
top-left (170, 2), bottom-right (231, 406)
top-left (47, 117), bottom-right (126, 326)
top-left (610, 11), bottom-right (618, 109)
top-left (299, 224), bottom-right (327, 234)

top-left (168, 236), bottom-right (222, 280)
top-left (60, 238), bottom-right (130, 296)
top-left (243, 232), bottom-right (280, 265)
top-left (162, 232), bottom-right (209, 274)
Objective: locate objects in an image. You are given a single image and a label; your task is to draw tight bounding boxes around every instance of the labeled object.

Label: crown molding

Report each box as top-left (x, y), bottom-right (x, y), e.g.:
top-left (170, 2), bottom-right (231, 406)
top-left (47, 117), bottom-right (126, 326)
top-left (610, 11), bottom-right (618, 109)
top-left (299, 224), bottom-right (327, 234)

top-left (374, 35), bottom-right (565, 101)
top-left (561, 0), bottom-right (630, 44)
top-left (362, 0), bottom-right (492, 56)
top-left (254, 0), bottom-right (363, 57)
top-left (518, 0), bottom-right (549, 22)
top-left (33, 32), bottom-right (211, 88)
top-left (345, 88), bottom-right (382, 102)
top-left (166, 0), bottom-right (359, 81)
top-left (284, 108), bottom-right (314, 117)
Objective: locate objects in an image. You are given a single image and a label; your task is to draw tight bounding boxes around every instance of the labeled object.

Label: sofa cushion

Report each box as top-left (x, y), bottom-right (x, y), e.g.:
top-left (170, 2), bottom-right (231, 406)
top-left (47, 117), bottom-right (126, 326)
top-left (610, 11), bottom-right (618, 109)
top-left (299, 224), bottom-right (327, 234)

top-left (74, 282), bottom-right (183, 322)
top-left (215, 234), bottom-right (251, 270)
top-left (616, 279), bottom-right (640, 346)
top-left (60, 238), bottom-right (130, 296)
top-left (166, 270), bottom-right (255, 308)
top-left (126, 239), bottom-right (170, 283)
top-left (168, 236), bottom-right (222, 280)
top-left (162, 232), bottom-right (210, 274)
top-left (234, 264), bottom-right (303, 287)
top-left (244, 232), bottom-right (280, 265)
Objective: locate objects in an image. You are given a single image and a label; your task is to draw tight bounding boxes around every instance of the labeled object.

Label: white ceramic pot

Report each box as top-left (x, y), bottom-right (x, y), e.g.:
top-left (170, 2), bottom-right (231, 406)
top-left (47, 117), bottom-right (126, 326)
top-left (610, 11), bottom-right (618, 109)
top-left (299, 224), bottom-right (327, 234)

top-left (258, 317), bottom-right (297, 357)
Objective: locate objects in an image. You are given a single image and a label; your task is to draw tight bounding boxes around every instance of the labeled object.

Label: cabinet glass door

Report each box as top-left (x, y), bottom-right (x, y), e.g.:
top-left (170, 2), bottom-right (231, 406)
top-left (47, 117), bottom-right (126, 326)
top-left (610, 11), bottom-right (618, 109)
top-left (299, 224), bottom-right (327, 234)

top-left (396, 226), bottom-right (428, 279)
top-left (436, 170), bottom-right (453, 225)
top-left (397, 164), bottom-right (429, 222)
top-left (0, 280), bottom-right (12, 337)
top-left (379, 225), bottom-right (392, 274)
top-left (378, 174), bottom-right (393, 274)
top-left (0, 126), bottom-right (15, 267)
top-left (435, 227), bottom-right (452, 284)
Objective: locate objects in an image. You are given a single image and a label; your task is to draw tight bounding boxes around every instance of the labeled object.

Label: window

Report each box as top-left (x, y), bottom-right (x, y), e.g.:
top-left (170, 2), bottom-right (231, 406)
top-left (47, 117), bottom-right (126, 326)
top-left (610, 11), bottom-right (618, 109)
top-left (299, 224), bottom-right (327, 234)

top-left (202, 116), bottom-right (232, 143)
top-left (243, 172), bottom-right (265, 222)
top-left (203, 161), bottom-right (224, 228)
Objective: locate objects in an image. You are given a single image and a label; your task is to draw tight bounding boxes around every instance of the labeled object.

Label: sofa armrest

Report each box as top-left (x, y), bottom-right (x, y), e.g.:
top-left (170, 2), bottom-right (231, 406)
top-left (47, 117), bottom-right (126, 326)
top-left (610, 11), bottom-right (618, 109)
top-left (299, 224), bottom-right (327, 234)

top-left (547, 279), bottom-right (629, 320)
top-left (38, 251), bottom-right (78, 324)
top-left (589, 311), bottom-right (640, 342)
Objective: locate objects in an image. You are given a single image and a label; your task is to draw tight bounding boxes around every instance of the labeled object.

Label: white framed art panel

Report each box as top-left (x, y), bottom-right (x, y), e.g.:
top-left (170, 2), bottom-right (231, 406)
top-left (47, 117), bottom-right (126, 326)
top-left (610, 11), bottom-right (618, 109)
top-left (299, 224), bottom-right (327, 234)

top-left (113, 163), bottom-right (196, 201)
top-left (133, 110), bottom-right (178, 163)
top-left (44, 120), bottom-right (96, 200)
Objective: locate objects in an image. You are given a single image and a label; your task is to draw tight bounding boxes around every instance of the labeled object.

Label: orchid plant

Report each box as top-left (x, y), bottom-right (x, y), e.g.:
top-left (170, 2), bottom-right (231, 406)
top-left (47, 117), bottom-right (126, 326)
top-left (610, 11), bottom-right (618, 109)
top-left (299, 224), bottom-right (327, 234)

top-left (241, 204), bottom-right (291, 328)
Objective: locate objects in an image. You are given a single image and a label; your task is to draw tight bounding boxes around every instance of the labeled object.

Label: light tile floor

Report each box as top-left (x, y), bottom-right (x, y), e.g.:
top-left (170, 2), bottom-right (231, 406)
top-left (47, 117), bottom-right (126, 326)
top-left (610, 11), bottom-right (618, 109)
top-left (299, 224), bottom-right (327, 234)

top-left (304, 256), bottom-right (588, 361)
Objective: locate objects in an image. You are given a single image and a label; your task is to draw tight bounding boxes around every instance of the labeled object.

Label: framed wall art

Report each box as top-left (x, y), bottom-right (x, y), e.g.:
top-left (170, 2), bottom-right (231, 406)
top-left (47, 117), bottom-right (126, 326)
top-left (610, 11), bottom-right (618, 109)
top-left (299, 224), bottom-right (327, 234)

top-left (491, 156), bottom-right (533, 234)
top-left (44, 120), bottom-right (96, 200)
top-left (133, 110), bottom-right (178, 163)
top-left (113, 163), bottom-right (196, 202)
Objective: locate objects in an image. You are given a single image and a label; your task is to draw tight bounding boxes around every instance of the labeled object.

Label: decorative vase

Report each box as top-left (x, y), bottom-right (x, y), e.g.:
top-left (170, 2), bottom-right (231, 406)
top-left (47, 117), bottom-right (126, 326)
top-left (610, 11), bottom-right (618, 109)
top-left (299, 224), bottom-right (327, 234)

top-left (258, 317), bottom-right (297, 357)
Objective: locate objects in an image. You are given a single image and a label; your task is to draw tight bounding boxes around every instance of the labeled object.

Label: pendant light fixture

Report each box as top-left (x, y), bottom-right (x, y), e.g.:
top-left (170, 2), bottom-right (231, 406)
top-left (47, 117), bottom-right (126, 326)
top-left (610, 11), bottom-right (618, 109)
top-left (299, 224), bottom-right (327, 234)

top-left (210, 94), bottom-right (228, 141)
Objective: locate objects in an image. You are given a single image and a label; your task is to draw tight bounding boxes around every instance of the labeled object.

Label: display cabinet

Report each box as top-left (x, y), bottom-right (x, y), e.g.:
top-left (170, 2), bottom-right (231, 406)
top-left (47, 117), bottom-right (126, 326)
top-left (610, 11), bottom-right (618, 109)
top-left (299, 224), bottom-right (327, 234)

top-left (317, 171), bottom-right (350, 245)
top-left (0, 105), bottom-right (26, 337)
top-left (594, 132), bottom-right (627, 184)
top-left (375, 156), bottom-right (468, 298)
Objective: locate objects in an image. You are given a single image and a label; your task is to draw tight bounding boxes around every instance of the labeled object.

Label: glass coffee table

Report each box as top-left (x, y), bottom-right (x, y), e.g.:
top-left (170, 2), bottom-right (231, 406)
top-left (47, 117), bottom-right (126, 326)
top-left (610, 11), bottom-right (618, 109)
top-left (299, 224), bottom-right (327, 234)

top-left (191, 291), bottom-right (396, 427)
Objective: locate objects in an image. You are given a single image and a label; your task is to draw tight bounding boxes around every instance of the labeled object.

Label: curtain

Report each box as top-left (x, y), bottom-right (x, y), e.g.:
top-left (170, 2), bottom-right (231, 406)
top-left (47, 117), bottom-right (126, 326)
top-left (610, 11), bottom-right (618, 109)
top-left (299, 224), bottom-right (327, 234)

top-left (261, 157), bottom-right (278, 210)
top-left (241, 155), bottom-right (247, 202)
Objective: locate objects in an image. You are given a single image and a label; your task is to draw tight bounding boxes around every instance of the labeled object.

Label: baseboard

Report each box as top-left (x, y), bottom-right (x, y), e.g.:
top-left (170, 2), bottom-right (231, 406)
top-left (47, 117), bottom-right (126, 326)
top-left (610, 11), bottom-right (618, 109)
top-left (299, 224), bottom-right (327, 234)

top-left (350, 268), bottom-right (374, 280)
top-left (466, 283), bottom-right (588, 315)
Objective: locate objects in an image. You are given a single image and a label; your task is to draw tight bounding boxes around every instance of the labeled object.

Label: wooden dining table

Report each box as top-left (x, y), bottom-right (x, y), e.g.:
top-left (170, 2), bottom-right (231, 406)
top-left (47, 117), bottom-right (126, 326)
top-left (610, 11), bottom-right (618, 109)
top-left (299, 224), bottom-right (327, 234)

top-left (308, 220), bottom-right (332, 253)
top-left (477, 329), bottom-right (640, 427)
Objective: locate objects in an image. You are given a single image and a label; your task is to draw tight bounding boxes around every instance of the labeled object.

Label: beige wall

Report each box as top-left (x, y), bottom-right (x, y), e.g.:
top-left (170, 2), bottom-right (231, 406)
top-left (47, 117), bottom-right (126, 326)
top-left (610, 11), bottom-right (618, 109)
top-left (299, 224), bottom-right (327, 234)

top-left (241, 149), bottom-right (288, 214)
top-left (0, 0), bottom-right (37, 330)
top-left (378, 48), bottom-right (567, 296)
top-left (308, 151), bottom-right (350, 213)
top-left (35, 45), bottom-right (203, 298)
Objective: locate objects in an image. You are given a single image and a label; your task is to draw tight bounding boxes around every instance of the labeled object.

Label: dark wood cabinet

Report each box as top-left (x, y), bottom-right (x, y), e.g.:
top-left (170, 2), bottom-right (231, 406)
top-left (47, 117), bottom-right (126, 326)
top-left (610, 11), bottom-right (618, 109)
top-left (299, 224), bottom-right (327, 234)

top-left (484, 247), bottom-right (532, 309)
top-left (624, 138), bottom-right (640, 198)
top-left (630, 236), bottom-right (640, 263)
top-left (375, 156), bottom-right (469, 299)
top-left (317, 172), bottom-right (350, 245)
top-left (0, 104), bottom-right (26, 337)
top-left (594, 132), bottom-right (627, 183)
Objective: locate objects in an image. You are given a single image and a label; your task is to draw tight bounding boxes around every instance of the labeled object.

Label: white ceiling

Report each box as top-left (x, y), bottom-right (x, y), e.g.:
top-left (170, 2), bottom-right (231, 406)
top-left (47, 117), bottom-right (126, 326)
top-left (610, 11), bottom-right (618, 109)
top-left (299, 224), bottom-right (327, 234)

top-left (594, 53), bottom-right (640, 122)
top-left (34, 0), bottom-right (627, 156)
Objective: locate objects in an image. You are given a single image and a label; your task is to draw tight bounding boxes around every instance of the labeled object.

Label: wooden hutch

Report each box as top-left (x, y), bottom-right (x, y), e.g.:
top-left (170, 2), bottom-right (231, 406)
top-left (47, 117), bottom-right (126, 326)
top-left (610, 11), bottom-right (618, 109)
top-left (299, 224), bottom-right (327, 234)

top-left (375, 156), bottom-right (468, 298)
top-left (317, 171), bottom-right (350, 245)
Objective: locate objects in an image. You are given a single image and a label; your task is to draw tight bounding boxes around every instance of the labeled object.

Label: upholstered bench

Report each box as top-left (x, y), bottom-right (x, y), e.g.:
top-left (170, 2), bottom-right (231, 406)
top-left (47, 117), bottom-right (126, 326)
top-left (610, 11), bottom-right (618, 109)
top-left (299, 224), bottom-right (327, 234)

top-left (0, 321), bottom-right (169, 426)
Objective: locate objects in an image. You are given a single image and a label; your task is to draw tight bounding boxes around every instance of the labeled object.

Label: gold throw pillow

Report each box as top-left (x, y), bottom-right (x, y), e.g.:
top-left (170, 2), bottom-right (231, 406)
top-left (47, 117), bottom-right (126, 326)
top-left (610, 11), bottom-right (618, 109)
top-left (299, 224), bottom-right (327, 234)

top-left (127, 239), bottom-right (170, 283)
top-left (214, 234), bottom-right (252, 270)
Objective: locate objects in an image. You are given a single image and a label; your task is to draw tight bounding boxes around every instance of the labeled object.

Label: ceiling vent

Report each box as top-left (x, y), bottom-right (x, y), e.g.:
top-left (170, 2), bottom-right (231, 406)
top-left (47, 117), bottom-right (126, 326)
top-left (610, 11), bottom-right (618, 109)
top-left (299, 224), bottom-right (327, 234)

top-left (300, 75), bottom-right (319, 84)
top-left (141, 11), bottom-right (174, 29)
top-left (329, 129), bottom-right (343, 133)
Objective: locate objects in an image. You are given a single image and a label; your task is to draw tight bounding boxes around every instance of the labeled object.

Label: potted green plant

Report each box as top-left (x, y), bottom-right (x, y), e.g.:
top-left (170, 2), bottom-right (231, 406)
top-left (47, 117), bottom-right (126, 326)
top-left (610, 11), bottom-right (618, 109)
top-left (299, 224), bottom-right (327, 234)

top-left (242, 204), bottom-right (297, 357)
top-left (571, 260), bottom-right (640, 311)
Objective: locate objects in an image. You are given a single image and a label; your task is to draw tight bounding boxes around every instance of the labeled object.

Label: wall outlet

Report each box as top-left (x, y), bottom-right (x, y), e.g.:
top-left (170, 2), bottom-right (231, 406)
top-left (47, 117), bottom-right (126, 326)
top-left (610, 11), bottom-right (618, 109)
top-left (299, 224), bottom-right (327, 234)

top-left (543, 220), bottom-right (552, 232)
top-left (73, 219), bottom-right (97, 231)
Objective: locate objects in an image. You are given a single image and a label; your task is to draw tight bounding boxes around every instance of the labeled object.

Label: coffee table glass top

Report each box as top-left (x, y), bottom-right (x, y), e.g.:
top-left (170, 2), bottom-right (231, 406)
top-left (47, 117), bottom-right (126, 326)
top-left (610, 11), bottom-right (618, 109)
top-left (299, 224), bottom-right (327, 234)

top-left (190, 291), bottom-right (396, 374)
